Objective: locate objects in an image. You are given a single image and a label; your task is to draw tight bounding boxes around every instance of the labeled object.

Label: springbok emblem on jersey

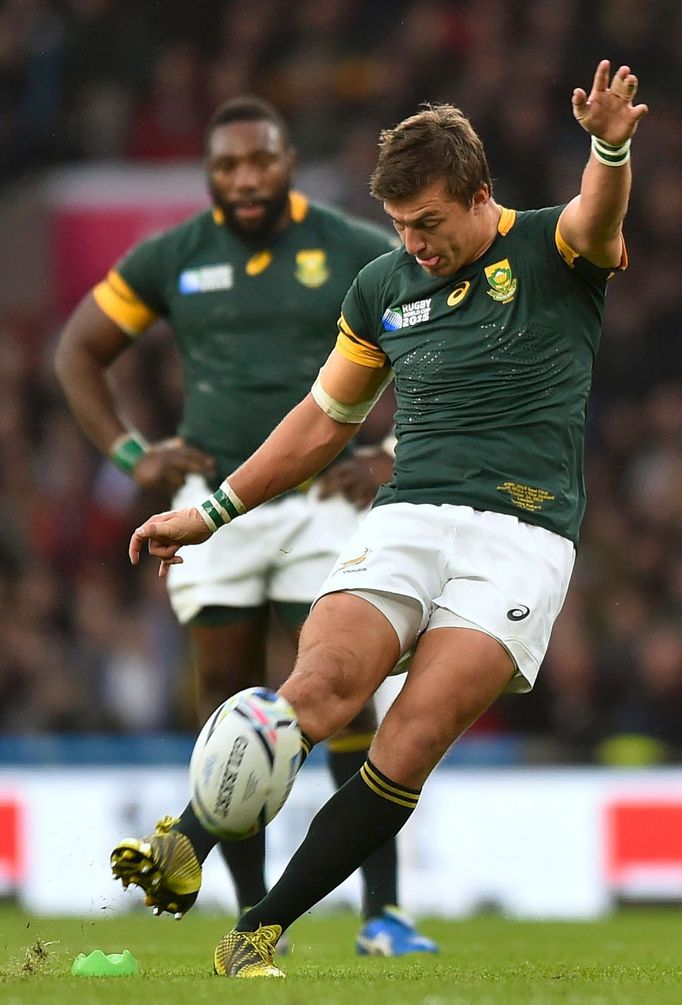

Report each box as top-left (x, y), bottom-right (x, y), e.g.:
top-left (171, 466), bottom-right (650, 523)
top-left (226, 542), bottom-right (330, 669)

top-left (295, 249), bottom-right (329, 288)
top-left (485, 258), bottom-right (518, 303)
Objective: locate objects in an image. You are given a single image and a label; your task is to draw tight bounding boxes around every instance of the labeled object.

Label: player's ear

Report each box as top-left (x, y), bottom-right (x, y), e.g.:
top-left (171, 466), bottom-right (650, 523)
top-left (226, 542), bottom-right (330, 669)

top-left (287, 146), bottom-right (299, 172)
top-left (471, 184), bottom-right (490, 212)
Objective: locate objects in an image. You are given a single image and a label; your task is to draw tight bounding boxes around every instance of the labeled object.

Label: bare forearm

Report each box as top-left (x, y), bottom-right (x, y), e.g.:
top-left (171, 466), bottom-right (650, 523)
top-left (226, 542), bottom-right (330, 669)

top-left (55, 295), bottom-right (136, 454)
top-left (577, 156), bottom-right (631, 239)
top-left (55, 343), bottom-right (128, 453)
top-left (227, 394), bottom-right (360, 510)
top-left (562, 61), bottom-right (647, 266)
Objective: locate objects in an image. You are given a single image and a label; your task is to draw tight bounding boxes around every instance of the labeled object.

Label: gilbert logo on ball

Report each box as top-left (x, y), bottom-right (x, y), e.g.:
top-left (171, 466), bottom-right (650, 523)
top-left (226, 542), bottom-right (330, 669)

top-left (190, 687), bottom-right (302, 840)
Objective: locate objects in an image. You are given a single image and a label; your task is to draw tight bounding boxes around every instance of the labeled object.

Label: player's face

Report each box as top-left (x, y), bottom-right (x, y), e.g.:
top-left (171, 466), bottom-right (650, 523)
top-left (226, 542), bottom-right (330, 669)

top-left (207, 121), bottom-right (294, 240)
top-left (384, 179), bottom-right (492, 277)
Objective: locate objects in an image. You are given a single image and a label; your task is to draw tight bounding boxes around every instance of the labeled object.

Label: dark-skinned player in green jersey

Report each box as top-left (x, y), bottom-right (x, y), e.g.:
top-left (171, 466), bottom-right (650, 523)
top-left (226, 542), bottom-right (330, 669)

top-left (55, 97), bottom-right (437, 957)
top-left (123, 60), bottom-right (647, 976)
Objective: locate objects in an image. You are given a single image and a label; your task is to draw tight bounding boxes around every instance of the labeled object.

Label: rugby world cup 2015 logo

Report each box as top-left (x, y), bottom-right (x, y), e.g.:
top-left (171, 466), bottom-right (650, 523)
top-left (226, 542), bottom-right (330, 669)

top-left (485, 259), bottom-right (518, 303)
top-left (382, 307), bottom-right (403, 331)
top-left (382, 298), bottom-right (432, 331)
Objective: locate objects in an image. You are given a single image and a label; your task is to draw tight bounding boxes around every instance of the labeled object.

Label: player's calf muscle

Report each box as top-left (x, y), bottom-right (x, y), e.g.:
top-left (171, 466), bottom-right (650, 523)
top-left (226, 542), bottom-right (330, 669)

top-left (372, 717), bottom-right (459, 787)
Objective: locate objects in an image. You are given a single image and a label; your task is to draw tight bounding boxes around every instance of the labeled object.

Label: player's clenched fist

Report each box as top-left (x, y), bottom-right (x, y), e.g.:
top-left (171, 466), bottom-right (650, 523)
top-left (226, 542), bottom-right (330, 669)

top-left (129, 507), bottom-right (212, 577)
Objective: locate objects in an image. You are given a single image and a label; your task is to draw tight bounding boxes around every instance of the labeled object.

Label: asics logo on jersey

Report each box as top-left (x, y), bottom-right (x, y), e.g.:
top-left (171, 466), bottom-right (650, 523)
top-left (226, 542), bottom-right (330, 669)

top-left (507, 606), bottom-right (530, 621)
top-left (246, 251), bottom-right (272, 276)
top-left (447, 281), bottom-right (471, 307)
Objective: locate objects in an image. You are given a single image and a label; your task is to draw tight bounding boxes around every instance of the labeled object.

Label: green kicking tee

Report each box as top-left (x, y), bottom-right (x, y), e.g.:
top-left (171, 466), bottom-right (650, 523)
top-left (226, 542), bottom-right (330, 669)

top-left (336, 205), bottom-right (625, 544)
top-left (93, 192), bottom-right (394, 478)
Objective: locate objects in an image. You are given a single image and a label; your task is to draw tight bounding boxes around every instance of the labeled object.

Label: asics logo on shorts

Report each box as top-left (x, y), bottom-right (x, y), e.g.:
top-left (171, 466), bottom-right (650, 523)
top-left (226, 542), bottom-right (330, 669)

top-left (507, 605), bottom-right (530, 621)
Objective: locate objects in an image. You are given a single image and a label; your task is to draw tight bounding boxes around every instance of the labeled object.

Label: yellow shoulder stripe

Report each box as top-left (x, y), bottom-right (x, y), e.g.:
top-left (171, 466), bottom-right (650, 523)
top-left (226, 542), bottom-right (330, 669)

top-left (289, 191), bottom-right (309, 222)
top-left (93, 270), bottom-right (157, 336)
top-left (555, 224), bottom-right (579, 267)
top-left (336, 314), bottom-right (387, 368)
top-left (497, 207), bottom-right (516, 235)
top-left (555, 224), bottom-right (628, 274)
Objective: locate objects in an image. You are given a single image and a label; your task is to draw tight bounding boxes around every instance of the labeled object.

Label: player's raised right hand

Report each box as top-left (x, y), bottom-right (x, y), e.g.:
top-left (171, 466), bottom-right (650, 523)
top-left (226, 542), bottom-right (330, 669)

top-left (129, 507), bottom-right (212, 577)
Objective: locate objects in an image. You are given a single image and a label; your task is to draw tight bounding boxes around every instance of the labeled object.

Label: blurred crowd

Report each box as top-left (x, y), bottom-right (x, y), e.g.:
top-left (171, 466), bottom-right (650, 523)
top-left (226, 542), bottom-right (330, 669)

top-left (0, 0), bottom-right (681, 762)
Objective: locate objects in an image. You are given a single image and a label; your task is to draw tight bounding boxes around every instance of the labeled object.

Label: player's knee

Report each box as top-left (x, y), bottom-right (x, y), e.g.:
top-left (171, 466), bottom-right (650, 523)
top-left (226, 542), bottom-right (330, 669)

top-left (281, 640), bottom-right (367, 741)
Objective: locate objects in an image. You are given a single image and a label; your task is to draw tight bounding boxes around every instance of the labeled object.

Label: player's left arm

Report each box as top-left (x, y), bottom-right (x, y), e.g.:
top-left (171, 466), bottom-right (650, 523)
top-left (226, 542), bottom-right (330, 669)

top-left (129, 349), bottom-right (392, 571)
top-left (558, 60), bottom-right (648, 268)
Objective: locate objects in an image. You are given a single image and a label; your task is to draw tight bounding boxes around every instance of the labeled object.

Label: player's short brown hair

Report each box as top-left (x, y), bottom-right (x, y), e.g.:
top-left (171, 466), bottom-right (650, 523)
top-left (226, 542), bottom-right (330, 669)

top-left (370, 104), bottom-right (492, 206)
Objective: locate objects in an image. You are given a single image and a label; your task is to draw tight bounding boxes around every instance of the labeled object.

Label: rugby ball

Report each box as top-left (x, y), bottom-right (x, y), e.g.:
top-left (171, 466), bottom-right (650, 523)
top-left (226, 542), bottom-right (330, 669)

top-left (189, 687), bottom-right (302, 839)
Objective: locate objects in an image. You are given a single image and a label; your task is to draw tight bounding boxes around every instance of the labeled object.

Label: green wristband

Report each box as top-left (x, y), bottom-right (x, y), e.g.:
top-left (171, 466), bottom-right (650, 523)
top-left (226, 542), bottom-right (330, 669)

top-left (109, 432), bottom-right (148, 475)
top-left (591, 135), bottom-right (631, 167)
top-left (198, 480), bottom-right (246, 533)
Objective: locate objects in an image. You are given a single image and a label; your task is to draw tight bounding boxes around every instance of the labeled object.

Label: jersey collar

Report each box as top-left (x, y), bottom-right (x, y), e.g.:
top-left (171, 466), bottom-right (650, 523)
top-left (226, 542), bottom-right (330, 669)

top-left (212, 191), bottom-right (309, 227)
top-left (497, 207), bottom-right (516, 235)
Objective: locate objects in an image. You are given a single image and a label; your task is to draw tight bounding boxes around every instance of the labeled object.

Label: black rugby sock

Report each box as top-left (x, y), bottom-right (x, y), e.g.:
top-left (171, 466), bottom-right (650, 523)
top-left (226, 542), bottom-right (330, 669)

top-left (219, 830), bottom-right (267, 912)
top-left (327, 744), bottom-right (398, 918)
top-left (218, 731), bottom-right (313, 908)
top-left (237, 759), bottom-right (420, 934)
top-left (174, 802), bottom-right (219, 863)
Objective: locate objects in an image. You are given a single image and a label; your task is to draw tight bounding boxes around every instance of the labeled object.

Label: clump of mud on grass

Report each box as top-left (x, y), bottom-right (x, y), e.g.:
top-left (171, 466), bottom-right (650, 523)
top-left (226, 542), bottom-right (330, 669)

top-left (1, 939), bottom-right (59, 979)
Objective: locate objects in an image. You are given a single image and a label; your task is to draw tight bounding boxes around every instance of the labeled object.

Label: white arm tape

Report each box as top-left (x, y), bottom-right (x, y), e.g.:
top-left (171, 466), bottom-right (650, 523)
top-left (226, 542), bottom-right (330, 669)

top-left (381, 431), bottom-right (397, 457)
top-left (311, 370), bottom-right (393, 424)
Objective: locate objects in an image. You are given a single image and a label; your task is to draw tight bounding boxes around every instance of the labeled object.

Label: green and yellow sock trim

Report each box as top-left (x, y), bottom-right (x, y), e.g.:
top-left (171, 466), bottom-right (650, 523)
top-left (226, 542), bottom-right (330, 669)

top-left (326, 731), bottom-right (374, 754)
top-left (300, 733), bottom-right (314, 762)
top-left (360, 759), bottom-right (420, 809)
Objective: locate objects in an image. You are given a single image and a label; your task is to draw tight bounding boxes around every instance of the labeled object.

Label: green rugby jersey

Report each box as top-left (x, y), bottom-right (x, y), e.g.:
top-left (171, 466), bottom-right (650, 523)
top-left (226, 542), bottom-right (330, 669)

top-left (93, 192), bottom-right (394, 477)
top-left (337, 205), bottom-right (625, 544)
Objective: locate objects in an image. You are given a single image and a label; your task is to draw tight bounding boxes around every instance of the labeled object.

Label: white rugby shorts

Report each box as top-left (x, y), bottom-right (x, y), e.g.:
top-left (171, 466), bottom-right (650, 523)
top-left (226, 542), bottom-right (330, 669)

top-left (166, 475), bottom-right (364, 624)
top-left (315, 502), bottom-right (576, 693)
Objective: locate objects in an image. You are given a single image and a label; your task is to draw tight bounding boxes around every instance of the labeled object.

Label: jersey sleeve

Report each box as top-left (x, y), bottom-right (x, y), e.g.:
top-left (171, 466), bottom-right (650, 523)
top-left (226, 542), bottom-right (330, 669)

top-left (526, 203), bottom-right (625, 284)
top-left (555, 219), bottom-right (627, 283)
top-left (335, 269), bottom-right (388, 368)
top-left (92, 233), bottom-right (169, 336)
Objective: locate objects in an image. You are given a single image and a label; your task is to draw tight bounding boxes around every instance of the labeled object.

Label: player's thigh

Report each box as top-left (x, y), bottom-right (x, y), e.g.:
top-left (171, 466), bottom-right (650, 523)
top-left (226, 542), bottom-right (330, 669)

top-left (266, 604), bottom-right (307, 690)
top-left (370, 626), bottom-right (514, 788)
top-left (188, 611), bottom-right (268, 709)
top-left (280, 591), bottom-right (401, 742)
top-left (435, 508), bottom-right (575, 694)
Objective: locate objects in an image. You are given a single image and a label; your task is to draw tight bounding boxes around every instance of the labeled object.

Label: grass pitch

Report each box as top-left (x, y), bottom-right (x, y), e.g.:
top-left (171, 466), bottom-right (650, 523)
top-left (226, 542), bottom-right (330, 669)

top-left (1, 905), bottom-right (681, 1004)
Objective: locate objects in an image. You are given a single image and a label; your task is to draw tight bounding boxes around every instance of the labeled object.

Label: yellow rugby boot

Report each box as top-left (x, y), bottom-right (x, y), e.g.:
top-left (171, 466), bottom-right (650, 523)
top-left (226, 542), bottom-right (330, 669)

top-left (213, 924), bottom-right (285, 977)
top-left (110, 815), bottom-right (201, 918)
